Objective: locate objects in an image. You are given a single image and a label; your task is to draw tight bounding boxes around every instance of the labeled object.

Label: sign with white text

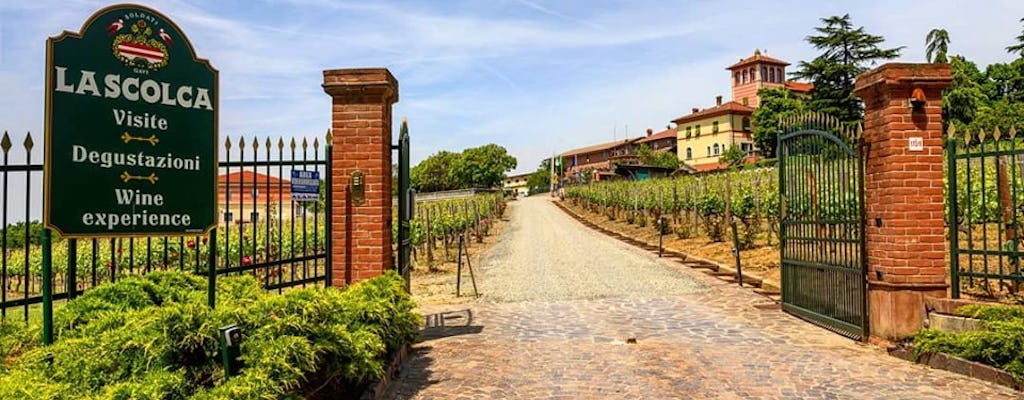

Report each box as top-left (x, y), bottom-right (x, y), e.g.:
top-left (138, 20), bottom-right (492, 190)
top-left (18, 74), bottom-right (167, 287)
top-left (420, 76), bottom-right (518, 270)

top-left (290, 170), bottom-right (320, 202)
top-left (44, 4), bottom-right (217, 237)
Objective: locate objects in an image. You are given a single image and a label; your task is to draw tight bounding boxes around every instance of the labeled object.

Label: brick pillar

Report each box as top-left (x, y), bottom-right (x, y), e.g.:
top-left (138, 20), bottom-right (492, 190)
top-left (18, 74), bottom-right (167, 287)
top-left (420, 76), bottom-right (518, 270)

top-left (322, 69), bottom-right (398, 286)
top-left (853, 63), bottom-right (951, 340)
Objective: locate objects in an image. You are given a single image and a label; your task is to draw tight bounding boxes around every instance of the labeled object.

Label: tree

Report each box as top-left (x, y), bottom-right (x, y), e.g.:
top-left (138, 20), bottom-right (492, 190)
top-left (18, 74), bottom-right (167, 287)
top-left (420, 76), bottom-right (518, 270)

top-left (410, 151), bottom-right (460, 192)
top-left (447, 144), bottom-right (517, 188)
top-left (635, 144), bottom-right (680, 169)
top-left (527, 159), bottom-right (552, 194)
top-left (719, 145), bottom-right (747, 167)
top-left (793, 14), bottom-right (902, 123)
top-left (926, 28), bottom-right (950, 63)
top-left (751, 87), bottom-right (806, 158)
top-left (1006, 18), bottom-right (1024, 57)
top-left (943, 55), bottom-right (987, 130)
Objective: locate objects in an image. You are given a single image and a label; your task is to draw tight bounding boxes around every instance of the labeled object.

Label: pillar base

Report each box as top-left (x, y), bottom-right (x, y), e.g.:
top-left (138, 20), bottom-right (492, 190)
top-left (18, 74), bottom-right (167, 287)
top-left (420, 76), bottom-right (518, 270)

top-left (868, 280), bottom-right (948, 341)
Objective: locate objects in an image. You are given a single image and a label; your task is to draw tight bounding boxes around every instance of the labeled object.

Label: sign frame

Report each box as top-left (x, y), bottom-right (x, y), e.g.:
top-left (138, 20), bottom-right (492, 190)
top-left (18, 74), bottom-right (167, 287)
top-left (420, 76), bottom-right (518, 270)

top-left (44, 3), bottom-right (219, 238)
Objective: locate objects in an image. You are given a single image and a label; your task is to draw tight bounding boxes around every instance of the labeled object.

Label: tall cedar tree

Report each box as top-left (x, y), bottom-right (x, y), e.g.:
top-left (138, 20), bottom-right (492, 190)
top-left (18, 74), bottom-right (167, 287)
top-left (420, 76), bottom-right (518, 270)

top-left (792, 14), bottom-right (902, 123)
top-left (926, 28), bottom-right (950, 63)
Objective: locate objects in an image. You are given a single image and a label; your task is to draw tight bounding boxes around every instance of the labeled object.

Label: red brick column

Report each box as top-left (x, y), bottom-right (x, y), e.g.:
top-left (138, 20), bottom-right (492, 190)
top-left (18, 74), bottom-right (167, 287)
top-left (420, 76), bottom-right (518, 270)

top-left (322, 69), bottom-right (398, 286)
top-left (853, 63), bottom-right (951, 340)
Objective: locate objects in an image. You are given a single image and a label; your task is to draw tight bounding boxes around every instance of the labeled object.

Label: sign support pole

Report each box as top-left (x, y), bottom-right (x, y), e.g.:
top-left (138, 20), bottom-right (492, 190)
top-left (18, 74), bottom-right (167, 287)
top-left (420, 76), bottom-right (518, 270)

top-left (207, 231), bottom-right (217, 308)
top-left (41, 229), bottom-right (53, 346)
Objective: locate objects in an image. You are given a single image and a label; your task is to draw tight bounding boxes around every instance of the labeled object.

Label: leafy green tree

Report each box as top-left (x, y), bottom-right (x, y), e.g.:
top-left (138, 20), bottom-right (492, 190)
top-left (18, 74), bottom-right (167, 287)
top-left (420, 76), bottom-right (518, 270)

top-left (983, 59), bottom-right (1024, 103)
top-left (926, 28), bottom-right (950, 63)
top-left (943, 55), bottom-right (987, 130)
top-left (635, 144), bottom-right (680, 169)
top-left (411, 151), bottom-right (460, 192)
top-left (448, 144), bottom-right (517, 188)
top-left (527, 165), bottom-right (552, 194)
top-left (751, 87), bottom-right (806, 158)
top-left (793, 14), bottom-right (902, 123)
top-left (720, 145), bottom-right (747, 167)
top-left (1006, 18), bottom-right (1024, 57)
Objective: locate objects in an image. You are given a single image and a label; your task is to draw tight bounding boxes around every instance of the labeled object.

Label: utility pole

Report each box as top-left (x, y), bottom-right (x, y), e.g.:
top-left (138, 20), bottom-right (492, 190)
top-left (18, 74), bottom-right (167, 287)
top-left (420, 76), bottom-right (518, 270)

top-left (549, 152), bottom-right (555, 196)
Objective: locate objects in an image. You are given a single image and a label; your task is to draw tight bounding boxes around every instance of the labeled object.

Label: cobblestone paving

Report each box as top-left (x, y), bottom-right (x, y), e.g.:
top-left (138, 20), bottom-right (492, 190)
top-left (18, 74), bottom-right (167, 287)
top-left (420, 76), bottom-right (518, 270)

top-left (384, 197), bottom-right (1020, 399)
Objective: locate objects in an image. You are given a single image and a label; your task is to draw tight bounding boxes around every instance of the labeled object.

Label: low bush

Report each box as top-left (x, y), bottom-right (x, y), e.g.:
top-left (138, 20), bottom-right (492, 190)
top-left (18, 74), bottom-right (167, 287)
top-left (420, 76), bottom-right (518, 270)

top-left (0, 270), bottom-right (419, 399)
top-left (913, 304), bottom-right (1024, 379)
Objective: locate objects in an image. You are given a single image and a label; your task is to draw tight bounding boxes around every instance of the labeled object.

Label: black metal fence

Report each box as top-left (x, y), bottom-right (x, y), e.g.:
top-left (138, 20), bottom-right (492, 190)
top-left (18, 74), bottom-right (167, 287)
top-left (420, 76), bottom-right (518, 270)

top-left (947, 125), bottom-right (1024, 300)
top-left (1, 131), bottom-right (331, 322)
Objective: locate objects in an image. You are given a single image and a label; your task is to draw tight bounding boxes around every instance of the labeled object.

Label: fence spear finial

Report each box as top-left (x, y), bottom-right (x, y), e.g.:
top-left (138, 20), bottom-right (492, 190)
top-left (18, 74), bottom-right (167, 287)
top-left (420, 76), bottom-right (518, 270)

top-left (0, 132), bottom-right (10, 155)
top-left (238, 135), bottom-right (246, 149)
top-left (23, 132), bottom-right (33, 151)
top-left (994, 126), bottom-right (1003, 141)
top-left (302, 137), bottom-right (308, 150)
top-left (1010, 126), bottom-right (1017, 139)
top-left (225, 136), bottom-right (232, 149)
top-left (313, 137), bottom-right (319, 151)
top-left (325, 129), bottom-right (333, 143)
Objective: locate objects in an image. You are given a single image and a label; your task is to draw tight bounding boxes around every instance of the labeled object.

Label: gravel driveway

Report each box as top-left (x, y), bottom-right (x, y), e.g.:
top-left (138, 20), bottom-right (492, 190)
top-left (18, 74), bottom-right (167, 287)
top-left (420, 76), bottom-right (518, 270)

top-left (476, 196), bottom-right (706, 302)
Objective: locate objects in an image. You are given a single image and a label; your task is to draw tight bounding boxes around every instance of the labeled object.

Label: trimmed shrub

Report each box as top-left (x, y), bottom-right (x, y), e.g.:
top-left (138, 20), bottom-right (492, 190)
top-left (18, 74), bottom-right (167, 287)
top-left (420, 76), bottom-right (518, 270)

top-left (0, 270), bottom-right (419, 399)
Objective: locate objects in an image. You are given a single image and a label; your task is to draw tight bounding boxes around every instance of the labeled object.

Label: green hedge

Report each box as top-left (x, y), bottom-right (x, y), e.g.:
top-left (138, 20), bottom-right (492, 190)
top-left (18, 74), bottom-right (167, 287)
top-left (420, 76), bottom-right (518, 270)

top-left (0, 270), bottom-right (419, 399)
top-left (913, 304), bottom-right (1024, 379)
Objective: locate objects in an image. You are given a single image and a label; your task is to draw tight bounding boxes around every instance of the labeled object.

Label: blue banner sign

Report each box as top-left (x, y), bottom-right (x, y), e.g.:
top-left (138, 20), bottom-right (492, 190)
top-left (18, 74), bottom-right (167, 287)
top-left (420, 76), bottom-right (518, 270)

top-left (290, 170), bottom-right (320, 202)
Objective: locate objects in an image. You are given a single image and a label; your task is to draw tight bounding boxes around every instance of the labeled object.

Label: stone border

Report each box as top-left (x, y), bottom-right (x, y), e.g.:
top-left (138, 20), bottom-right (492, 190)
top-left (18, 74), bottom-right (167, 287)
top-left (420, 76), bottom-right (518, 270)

top-left (889, 346), bottom-right (1023, 391)
top-left (360, 344), bottom-right (410, 400)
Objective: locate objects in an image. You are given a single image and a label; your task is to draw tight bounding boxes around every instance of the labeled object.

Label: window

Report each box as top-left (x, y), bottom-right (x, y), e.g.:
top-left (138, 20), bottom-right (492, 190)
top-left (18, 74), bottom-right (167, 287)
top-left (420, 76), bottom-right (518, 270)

top-left (686, 148), bottom-right (692, 159)
top-left (712, 121), bottom-right (719, 133)
top-left (778, 67), bottom-right (784, 82)
top-left (742, 117), bottom-right (751, 131)
top-left (742, 70), bottom-right (748, 84)
top-left (713, 143), bottom-right (720, 156)
top-left (741, 143), bottom-right (753, 153)
top-left (695, 124), bottom-right (701, 136)
top-left (734, 72), bottom-right (740, 86)
top-left (742, 97), bottom-right (749, 106)
top-left (769, 68), bottom-right (775, 83)
top-left (686, 126), bottom-right (692, 138)
top-left (707, 147), bottom-right (711, 157)
top-left (761, 66), bottom-right (767, 81)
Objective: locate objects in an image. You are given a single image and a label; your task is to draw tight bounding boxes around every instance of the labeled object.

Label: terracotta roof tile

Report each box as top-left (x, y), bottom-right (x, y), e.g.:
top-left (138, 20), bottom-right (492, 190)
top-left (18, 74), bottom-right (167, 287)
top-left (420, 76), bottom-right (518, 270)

top-left (785, 80), bottom-right (813, 92)
top-left (560, 138), bottom-right (639, 157)
top-left (671, 101), bottom-right (754, 125)
top-left (637, 127), bottom-right (677, 143)
top-left (218, 170), bottom-right (288, 185)
top-left (727, 49), bottom-right (790, 69)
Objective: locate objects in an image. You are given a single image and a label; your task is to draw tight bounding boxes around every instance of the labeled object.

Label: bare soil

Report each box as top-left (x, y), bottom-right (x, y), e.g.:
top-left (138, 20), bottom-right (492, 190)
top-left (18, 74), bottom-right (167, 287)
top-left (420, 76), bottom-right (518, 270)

top-left (408, 204), bottom-right (509, 306)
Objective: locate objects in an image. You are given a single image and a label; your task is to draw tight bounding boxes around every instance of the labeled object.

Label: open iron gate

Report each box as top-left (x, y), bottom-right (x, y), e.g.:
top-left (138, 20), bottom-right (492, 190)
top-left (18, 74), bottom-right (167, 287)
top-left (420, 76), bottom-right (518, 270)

top-left (778, 114), bottom-right (868, 340)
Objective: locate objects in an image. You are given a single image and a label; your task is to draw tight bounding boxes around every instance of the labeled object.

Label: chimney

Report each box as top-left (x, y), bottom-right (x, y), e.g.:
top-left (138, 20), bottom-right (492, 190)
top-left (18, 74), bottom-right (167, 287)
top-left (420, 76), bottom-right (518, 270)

top-left (692, 107), bottom-right (699, 114)
top-left (716, 95), bottom-right (723, 106)
top-left (646, 128), bottom-right (653, 137)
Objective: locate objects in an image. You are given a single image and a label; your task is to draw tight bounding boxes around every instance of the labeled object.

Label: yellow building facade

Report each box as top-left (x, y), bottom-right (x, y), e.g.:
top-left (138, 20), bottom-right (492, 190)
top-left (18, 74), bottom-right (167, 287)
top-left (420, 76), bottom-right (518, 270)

top-left (502, 172), bottom-right (531, 197)
top-left (672, 97), bottom-right (754, 171)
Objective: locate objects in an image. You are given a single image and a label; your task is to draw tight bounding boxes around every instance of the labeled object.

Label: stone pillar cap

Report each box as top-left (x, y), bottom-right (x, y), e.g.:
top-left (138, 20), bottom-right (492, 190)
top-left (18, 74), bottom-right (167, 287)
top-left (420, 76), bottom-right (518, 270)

top-left (322, 68), bottom-right (399, 103)
top-left (854, 63), bottom-right (951, 96)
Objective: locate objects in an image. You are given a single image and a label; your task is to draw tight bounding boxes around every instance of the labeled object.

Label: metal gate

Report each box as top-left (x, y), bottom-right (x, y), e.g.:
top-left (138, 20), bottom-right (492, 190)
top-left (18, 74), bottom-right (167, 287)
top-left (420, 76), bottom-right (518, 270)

top-left (778, 114), bottom-right (867, 340)
top-left (394, 119), bottom-right (413, 290)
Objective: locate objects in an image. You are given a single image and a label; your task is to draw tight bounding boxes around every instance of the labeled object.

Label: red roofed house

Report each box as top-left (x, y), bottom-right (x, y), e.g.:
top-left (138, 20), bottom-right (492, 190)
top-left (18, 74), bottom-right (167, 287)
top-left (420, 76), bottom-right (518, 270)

top-left (560, 138), bottom-right (640, 183)
top-left (635, 127), bottom-right (678, 154)
top-left (218, 170), bottom-right (293, 224)
top-left (672, 95), bottom-right (755, 171)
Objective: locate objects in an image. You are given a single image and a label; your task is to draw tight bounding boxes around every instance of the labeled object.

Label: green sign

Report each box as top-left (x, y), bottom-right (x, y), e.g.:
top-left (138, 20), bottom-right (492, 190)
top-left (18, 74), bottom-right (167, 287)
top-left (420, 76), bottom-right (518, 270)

top-left (45, 4), bottom-right (217, 237)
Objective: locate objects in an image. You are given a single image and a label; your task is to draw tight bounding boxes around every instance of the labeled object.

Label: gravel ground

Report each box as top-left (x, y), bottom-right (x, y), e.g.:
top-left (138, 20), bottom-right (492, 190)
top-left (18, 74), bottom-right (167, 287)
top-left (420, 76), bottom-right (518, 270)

top-left (476, 196), bottom-right (707, 302)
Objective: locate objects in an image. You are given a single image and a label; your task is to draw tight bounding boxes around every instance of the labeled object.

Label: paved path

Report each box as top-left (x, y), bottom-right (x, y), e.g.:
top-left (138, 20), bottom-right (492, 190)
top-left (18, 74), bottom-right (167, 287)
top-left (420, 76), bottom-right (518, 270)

top-left (384, 197), bottom-right (1019, 399)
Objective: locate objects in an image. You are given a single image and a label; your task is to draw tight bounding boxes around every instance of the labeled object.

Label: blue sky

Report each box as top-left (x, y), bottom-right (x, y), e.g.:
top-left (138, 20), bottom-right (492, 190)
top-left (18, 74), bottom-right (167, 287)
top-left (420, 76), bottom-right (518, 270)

top-left (2, 0), bottom-right (1024, 175)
